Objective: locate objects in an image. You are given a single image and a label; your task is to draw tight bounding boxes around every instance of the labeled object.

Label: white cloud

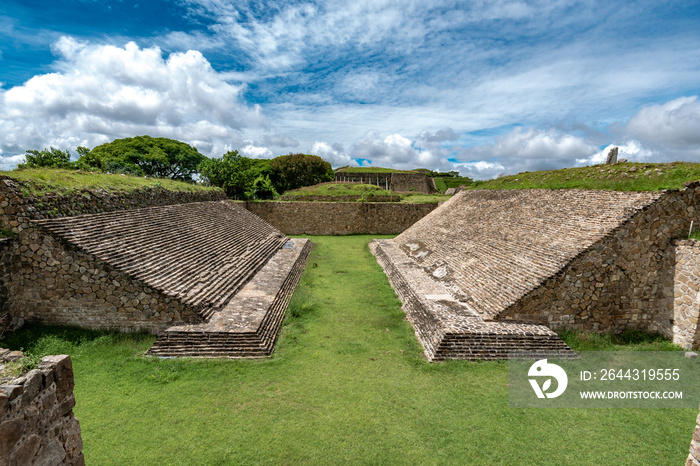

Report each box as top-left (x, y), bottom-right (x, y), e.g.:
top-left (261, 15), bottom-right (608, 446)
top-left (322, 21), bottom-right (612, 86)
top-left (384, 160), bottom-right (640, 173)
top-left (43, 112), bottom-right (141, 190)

top-left (0, 154), bottom-right (26, 171)
top-left (239, 144), bottom-right (273, 158)
top-left (309, 141), bottom-right (357, 168)
top-left (263, 134), bottom-right (299, 148)
top-left (623, 96), bottom-right (700, 154)
top-left (454, 160), bottom-right (507, 180)
top-left (577, 141), bottom-right (656, 166)
top-left (0, 36), bottom-right (263, 162)
top-left (456, 127), bottom-right (598, 175)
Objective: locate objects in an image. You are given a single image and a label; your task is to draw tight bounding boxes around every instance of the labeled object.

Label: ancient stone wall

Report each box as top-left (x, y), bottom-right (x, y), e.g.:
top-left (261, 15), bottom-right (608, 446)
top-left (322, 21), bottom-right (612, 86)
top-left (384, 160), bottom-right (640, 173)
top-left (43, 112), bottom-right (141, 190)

top-left (8, 226), bottom-right (202, 333)
top-left (333, 172), bottom-right (436, 194)
top-left (334, 172), bottom-right (391, 188)
top-left (0, 175), bottom-right (224, 333)
top-left (280, 194), bottom-right (401, 202)
top-left (390, 172), bottom-right (437, 194)
top-left (0, 238), bottom-right (13, 316)
top-left (674, 240), bottom-right (700, 349)
top-left (0, 175), bottom-right (226, 235)
top-left (499, 185), bottom-right (700, 339)
top-left (1, 350), bottom-right (84, 465)
top-left (244, 201), bottom-right (437, 235)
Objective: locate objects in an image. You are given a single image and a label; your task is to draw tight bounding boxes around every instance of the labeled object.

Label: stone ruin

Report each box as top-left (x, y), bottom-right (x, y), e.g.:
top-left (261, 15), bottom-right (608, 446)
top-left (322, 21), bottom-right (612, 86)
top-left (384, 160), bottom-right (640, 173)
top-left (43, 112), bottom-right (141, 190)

top-left (333, 171), bottom-right (438, 194)
top-left (1, 349), bottom-right (83, 465)
top-left (372, 185), bottom-right (700, 361)
top-left (3, 197), bottom-right (311, 358)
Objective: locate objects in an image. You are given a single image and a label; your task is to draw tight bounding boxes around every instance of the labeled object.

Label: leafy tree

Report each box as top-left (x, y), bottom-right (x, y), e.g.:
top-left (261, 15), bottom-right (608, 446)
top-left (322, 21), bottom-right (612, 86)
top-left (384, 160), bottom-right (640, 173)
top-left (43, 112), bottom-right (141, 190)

top-left (270, 153), bottom-right (334, 192)
top-left (18, 147), bottom-right (72, 169)
top-left (246, 175), bottom-right (278, 200)
top-left (79, 136), bottom-right (206, 181)
top-left (199, 150), bottom-right (255, 198)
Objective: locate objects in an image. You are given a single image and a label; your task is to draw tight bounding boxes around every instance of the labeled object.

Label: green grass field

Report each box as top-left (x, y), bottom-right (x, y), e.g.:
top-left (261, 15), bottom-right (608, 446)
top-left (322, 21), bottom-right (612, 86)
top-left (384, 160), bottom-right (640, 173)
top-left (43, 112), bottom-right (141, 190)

top-left (2, 236), bottom-right (696, 464)
top-left (1, 168), bottom-right (221, 197)
top-left (471, 162), bottom-right (700, 191)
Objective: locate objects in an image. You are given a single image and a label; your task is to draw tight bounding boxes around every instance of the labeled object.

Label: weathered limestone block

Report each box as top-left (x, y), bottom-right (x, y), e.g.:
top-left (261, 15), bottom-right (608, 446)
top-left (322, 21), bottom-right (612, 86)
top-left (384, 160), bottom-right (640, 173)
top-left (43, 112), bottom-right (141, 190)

top-left (0, 350), bottom-right (83, 465)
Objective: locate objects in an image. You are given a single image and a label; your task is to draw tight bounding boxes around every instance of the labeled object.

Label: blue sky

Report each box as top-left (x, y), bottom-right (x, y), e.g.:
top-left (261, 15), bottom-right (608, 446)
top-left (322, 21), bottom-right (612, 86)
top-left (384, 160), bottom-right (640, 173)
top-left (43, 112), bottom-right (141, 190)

top-left (1, 0), bottom-right (699, 178)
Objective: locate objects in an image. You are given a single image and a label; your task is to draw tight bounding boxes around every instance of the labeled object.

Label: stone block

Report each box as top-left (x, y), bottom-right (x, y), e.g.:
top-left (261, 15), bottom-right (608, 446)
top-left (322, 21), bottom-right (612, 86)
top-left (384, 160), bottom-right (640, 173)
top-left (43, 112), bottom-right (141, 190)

top-left (40, 355), bottom-right (73, 401)
top-left (9, 433), bottom-right (41, 466)
top-left (0, 418), bottom-right (23, 456)
top-left (33, 439), bottom-right (66, 466)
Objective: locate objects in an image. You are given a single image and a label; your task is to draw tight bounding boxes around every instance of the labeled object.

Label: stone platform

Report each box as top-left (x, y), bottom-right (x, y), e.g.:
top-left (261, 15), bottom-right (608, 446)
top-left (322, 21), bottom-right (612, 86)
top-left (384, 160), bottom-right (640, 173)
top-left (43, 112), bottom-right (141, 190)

top-left (371, 239), bottom-right (575, 361)
top-left (146, 238), bottom-right (313, 358)
top-left (30, 201), bottom-right (313, 357)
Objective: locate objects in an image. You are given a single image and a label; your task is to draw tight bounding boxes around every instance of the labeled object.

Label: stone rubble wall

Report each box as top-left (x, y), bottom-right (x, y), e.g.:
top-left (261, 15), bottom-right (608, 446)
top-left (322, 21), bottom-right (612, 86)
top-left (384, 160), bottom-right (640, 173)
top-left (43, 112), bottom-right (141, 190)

top-left (333, 172), bottom-right (437, 194)
top-left (0, 175), bottom-right (227, 235)
top-left (280, 194), bottom-right (401, 202)
top-left (390, 172), bottom-right (437, 194)
top-left (8, 226), bottom-right (202, 333)
top-left (0, 349), bottom-right (84, 465)
top-left (0, 238), bottom-right (13, 316)
top-left (0, 175), bottom-right (224, 333)
top-left (244, 201), bottom-right (437, 235)
top-left (674, 240), bottom-right (700, 349)
top-left (499, 184), bottom-right (700, 340)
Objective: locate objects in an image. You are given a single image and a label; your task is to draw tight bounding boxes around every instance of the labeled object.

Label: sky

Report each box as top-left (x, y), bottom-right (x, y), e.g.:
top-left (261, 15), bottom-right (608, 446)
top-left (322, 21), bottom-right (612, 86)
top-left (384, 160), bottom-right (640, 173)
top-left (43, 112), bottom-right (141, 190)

top-left (0, 0), bottom-right (699, 179)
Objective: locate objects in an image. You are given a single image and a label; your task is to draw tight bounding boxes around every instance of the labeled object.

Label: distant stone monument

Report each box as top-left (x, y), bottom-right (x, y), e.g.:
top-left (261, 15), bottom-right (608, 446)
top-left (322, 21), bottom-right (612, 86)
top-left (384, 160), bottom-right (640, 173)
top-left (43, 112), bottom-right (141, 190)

top-left (605, 147), bottom-right (618, 164)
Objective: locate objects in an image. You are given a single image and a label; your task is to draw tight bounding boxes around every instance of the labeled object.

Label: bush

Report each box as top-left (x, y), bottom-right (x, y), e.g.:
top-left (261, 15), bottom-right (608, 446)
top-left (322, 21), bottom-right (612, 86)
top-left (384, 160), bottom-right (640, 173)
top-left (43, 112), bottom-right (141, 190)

top-left (18, 147), bottom-right (73, 169)
top-left (271, 153), bottom-right (334, 192)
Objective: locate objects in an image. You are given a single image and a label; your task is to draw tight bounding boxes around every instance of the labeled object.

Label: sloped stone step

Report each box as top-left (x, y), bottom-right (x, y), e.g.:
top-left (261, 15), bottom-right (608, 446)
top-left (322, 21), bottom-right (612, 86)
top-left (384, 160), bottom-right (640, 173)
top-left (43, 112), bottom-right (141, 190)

top-left (146, 238), bottom-right (313, 358)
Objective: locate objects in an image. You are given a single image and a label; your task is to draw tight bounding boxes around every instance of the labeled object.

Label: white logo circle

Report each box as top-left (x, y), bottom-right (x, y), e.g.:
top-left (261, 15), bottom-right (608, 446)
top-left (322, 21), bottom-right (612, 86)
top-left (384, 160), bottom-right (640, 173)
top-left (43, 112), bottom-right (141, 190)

top-left (528, 359), bottom-right (568, 399)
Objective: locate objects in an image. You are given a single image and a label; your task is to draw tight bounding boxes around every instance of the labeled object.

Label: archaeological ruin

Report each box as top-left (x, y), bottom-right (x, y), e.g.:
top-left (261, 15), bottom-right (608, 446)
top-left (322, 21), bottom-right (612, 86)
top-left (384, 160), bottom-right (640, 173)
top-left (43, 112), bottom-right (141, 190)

top-left (3, 170), bottom-right (700, 362)
top-left (333, 170), bottom-right (437, 194)
top-left (372, 184), bottom-right (700, 361)
top-left (0, 176), bottom-right (311, 358)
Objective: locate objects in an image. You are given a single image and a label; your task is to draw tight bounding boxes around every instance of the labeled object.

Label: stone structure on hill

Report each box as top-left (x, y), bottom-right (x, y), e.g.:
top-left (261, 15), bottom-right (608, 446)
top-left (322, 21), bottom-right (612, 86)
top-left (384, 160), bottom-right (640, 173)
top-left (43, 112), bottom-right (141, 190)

top-left (372, 185), bottom-right (700, 361)
top-left (1, 192), bottom-right (311, 357)
top-left (334, 171), bottom-right (437, 194)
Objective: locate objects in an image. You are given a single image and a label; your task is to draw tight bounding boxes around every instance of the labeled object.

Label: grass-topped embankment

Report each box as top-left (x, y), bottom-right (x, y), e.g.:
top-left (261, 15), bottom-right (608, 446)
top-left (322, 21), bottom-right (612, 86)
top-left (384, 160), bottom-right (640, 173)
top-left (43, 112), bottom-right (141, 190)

top-left (471, 162), bottom-right (700, 191)
top-left (282, 182), bottom-right (396, 199)
top-left (282, 182), bottom-right (451, 203)
top-left (1, 235), bottom-right (694, 464)
top-left (1, 168), bottom-right (223, 198)
top-left (335, 166), bottom-right (417, 174)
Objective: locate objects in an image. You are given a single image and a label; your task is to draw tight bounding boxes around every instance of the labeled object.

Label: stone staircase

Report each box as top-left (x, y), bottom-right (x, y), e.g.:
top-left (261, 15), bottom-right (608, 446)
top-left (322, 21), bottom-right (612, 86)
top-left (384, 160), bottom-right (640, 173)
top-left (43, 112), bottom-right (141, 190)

top-left (34, 201), bottom-right (313, 358)
top-left (35, 200), bottom-right (288, 320)
top-left (146, 238), bottom-right (313, 358)
top-left (371, 239), bottom-right (576, 361)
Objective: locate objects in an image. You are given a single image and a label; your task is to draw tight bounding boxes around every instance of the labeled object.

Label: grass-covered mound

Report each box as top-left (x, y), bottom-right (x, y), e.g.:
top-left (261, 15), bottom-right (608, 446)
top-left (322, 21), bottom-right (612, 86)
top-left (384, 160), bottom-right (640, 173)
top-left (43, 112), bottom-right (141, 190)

top-left (0, 235), bottom-right (692, 464)
top-left (281, 182), bottom-right (450, 203)
top-left (471, 162), bottom-right (700, 191)
top-left (335, 166), bottom-right (417, 174)
top-left (1, 168), bottom-right (222, 198)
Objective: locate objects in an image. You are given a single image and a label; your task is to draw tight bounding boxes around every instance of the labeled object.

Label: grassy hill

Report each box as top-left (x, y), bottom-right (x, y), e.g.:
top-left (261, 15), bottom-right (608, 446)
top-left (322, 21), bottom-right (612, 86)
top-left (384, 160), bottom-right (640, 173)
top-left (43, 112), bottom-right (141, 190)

top-left (1, 168), bottom-right (222, 197)
top-left (281, 182), bottom-right (450, 203)
top-left (335, 166), bottom-right (417, 174)
top-left (471, 162), bottom-right (700, 191)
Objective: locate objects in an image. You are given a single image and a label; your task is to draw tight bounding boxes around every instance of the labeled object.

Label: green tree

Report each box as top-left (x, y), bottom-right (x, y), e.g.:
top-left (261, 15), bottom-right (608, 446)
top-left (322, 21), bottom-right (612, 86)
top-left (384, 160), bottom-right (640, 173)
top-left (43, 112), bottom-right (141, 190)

top-left (18, 147), bottom-right (72, 169)
top-left (270, 153), bottom-right (334, 192)
top-left (246, 175), bottom-right (278, 200)
top-left (79, 136), bottom-right (206, 181)
top-left (199, 150), bottom-right (254, 198)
